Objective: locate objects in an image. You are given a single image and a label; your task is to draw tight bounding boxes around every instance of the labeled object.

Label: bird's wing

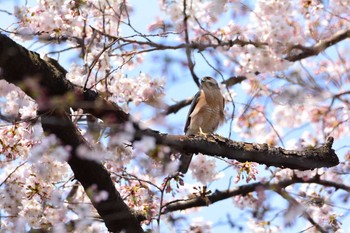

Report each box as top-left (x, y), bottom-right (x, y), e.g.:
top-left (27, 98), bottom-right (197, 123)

top-left (184, 90), bottom-right (201, 133)
top-left (221, 96), bottom-right (225, 120)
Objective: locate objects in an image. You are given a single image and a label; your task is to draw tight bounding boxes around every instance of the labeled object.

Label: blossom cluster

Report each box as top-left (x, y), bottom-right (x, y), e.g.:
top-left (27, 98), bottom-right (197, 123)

top-left (0, 80), bottom-right (37, 120)
top-left (0, 135), bottom-right (71, 231)
top-left (0, 0), bottom-right (349, 232)
top-left (14, 0), bottom-right (125, 39)
top-left (14, 0), bottom-right (166, 111)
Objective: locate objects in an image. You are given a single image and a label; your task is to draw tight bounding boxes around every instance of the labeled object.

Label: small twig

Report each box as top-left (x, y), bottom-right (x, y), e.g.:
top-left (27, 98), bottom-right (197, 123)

top-left (183, 0), bottom-right (200, 87)
top-left (0, 162), bottom-right (27, 187)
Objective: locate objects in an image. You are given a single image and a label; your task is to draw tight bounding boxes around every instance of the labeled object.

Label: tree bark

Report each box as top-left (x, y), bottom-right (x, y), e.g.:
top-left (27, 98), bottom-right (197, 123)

top-left (163, 175), bottom-right (350, 213)
top-left (0, 33), bottom-right (143, 233)
top-left (137, 130), bottom-right (339, 170)
top-left (0, 33), bottom-right (340, 230)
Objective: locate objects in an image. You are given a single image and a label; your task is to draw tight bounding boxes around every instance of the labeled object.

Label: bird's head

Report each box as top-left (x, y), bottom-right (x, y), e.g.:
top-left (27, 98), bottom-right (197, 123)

top-left (200, 76), bottom-right (219, 90)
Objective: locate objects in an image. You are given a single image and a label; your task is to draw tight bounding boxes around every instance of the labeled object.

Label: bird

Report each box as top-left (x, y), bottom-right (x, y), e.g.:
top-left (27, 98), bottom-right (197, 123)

top-left (178, 76), bottom-right (225, 173)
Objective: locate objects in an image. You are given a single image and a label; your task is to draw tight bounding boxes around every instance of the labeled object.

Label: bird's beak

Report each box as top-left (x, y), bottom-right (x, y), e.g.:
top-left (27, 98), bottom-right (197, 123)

top-left (201, 77), bottom-right (207, 83)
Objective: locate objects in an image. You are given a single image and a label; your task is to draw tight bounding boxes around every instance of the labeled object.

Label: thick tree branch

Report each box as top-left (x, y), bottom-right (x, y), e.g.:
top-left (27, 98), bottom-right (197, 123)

top-left (0, 33), bottom-right (339, 171)
top-left (41, 112), bottom-right (144, 232)
top-left (137, 132), bottom-right (338, 171)
top-left (0, 33), bottom-right (143, 233)
top-left (285, 29), bottom-right (350, 61)
top-left (0, 34), bottom-right (340, 229)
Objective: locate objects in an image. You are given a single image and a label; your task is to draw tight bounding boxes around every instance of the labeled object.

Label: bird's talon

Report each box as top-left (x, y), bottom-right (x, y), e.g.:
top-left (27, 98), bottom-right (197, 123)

top-left (179, 76), bottom-right (225, 174)
top-left (199, 127), bottom-right (208, 137)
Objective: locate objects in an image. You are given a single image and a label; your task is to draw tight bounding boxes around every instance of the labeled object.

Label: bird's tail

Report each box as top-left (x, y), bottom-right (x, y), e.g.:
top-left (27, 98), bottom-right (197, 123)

top-left (178, 153), bottom-right (193, 174)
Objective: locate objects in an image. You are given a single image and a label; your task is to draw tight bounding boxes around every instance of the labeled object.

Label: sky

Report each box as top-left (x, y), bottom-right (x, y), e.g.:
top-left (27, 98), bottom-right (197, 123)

top-left (0, 1), bottom-right (235, 232)
top-left (1, 0), bottom-right (349, 232)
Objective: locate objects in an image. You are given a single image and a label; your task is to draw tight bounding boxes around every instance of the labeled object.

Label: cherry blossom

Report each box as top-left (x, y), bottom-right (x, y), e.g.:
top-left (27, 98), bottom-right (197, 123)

top-left (0, 0), bottom-right (350, 232)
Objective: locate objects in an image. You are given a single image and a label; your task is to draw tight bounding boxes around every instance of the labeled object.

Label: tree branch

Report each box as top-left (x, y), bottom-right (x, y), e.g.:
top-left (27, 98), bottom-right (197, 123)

top-left (0, 34), bottom-right (340, 230)
top-left (275, 185), bottom-right (328, 233)
top-left (0, 33), bottom-right (143, 233)
top-left (182, 0), bottom-right (200, 87)
top-left (164, 97), bottom-right (193, 115)
top-left (84, 24), bottom-right (348, 66)
top-left (137, 132), bottom-right (338, 171)
top-left (90, 26), bottom-right (266, 56)
top-left (92, 24), bottom-right (349, 63)
top-left (163, 175), bottom-right (350, 213)
top-left (285, 29), bottom-right (350, 61)
top-left (0, 33), bottom-right (339, 171)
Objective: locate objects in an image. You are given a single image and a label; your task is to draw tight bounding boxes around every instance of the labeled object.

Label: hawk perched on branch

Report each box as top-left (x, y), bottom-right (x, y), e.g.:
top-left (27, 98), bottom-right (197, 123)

top-left (178, 76), bottom-right (225, 173)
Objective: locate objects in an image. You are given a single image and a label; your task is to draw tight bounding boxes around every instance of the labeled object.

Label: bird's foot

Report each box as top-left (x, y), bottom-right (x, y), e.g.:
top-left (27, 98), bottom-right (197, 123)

top-left (198, 127), bottom-right (208, 137)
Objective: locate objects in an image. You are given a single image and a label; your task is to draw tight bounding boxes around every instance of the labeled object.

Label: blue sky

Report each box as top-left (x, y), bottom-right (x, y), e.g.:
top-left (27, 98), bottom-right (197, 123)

top-left (1, 0), bottom-right (350, 232)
